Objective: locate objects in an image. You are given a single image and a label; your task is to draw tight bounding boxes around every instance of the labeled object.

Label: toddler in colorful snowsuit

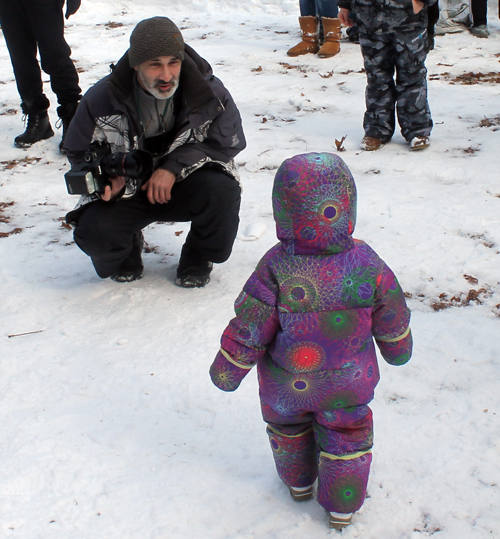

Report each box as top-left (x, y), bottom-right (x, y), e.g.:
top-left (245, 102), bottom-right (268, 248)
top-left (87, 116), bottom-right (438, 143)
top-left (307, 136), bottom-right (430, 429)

top-left (210, 152), bottom-right (412, 529)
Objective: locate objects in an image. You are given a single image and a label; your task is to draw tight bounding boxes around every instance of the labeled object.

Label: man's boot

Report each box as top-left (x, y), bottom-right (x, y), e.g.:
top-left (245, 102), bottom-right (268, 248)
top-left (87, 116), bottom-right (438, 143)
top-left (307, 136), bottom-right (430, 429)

top-left (57, 102), bottom-right (79, 153)
top-left (14, 111), bottom-right (54, 148)
top-left (176, 242), bottom-right (213, 288)
top-left (287, 16), bottom-right (319, 57)
top-left (317, 17), bottom-right (341, 58)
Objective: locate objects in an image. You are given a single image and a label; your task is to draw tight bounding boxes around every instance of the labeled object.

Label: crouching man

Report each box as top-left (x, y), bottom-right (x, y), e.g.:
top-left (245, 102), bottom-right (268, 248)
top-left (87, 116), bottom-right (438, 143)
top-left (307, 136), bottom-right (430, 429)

top-left (64, 16), bottom-right (245, 287)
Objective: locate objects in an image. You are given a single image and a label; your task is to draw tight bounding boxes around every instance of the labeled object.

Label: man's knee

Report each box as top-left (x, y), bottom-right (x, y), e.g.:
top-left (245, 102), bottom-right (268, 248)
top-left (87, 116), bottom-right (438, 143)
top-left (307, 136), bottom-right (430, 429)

top-left (72, 204), bottom-right (122, 258)
top-left (191, 169), bottom-right (241, 209)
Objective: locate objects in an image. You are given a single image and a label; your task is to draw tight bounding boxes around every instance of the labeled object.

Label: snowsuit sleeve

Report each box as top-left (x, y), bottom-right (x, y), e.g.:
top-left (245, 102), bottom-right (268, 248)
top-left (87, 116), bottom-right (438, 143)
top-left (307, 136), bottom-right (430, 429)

top-left (372, 263), bottom-right (413, 366)
top-left (210, 256), bottom-right (280, 392)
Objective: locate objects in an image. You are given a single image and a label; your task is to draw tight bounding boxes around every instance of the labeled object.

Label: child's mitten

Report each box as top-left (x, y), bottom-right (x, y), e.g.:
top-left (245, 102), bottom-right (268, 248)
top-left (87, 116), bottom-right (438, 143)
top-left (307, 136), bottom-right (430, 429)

top-left (209, 349), bottom-right (252, 392)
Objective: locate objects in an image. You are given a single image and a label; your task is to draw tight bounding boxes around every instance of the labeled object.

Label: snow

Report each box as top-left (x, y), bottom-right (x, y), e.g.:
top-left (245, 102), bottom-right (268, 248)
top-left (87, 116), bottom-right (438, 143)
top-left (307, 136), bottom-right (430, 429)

top-left (1, 1), bottom-right (499, 537)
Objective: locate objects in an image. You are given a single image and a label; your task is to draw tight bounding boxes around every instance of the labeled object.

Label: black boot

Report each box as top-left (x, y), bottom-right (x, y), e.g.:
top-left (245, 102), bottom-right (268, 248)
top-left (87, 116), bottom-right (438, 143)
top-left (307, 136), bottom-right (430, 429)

top-left (14, 111), bottom-right (54, 148)
top-left (176, 242), bottom-right (213, 288)
top-left (110, 232), bottom-right (144, 283)
top-left (57, 102), bottom-right (79, 153)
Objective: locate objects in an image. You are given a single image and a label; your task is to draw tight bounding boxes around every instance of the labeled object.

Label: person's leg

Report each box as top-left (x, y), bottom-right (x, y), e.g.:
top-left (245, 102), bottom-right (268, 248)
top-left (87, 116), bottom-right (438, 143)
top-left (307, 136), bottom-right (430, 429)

top-left (394, 27), bottom-right (433, 142)
top-left (160, 168), bottom-right (241, 264)
top-left (315, 405), bottom-right (373, 514)
top-left (299, 0), bottom-right (317, 16)
top-left (27, 0), bottom-right (81, 105)
top-left (0, 0), bottom-right (48, 112)
top-left (316, 0), bottom-right (338, 18)
top-left (360, 31), bottom-right (397, 143)
top-left (427, 1), bottom-right (440, 50)
top-left (470, 0), bottom-right (487, 27)
top-left (258, 355), bottom-right (319, 491)
top-left (265, 417), bottom-right (319, 490)
top-left (72, 169), bottom-right (241, 280)
top-left (71, 193), bottom-right (160, 278)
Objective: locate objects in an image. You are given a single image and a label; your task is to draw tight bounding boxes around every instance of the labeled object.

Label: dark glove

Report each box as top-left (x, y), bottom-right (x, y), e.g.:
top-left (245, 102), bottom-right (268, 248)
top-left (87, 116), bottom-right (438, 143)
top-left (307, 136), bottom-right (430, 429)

top-left (209, 350), bottom-right (252, 392)
top-left (65, 0), bottom-right (81, 19)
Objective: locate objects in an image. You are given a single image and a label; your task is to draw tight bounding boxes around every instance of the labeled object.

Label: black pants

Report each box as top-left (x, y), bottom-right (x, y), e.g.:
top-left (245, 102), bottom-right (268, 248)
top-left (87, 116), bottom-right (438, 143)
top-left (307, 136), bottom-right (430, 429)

top-left (72, 168), bottom-right (242, 278)
top-left (0, 0), bottom-right (81, 113)
top-left (470, 0), bottom-right (487, 26)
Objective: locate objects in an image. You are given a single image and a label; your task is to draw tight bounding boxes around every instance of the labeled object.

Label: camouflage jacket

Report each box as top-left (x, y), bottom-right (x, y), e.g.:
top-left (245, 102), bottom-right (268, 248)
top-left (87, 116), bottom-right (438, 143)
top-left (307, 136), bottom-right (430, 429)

top-left (338, 0), bottom-right (437, 32)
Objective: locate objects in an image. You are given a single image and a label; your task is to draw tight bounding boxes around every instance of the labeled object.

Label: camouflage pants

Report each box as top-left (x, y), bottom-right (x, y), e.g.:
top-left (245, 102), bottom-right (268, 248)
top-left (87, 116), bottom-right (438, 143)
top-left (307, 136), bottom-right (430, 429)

top-left (360, 27), bottom-right (433, 142)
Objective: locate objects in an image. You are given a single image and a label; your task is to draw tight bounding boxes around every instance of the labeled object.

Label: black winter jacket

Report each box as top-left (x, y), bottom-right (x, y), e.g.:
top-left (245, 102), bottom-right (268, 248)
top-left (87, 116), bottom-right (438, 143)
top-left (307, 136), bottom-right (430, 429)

top-left (65, 44), bottom-right (246, 206)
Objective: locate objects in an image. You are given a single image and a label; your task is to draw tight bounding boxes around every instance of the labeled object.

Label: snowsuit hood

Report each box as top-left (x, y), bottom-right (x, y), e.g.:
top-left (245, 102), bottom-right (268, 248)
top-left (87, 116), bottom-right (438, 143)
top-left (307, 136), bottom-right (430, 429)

top-left (273, 153), bottom-right (357, 256)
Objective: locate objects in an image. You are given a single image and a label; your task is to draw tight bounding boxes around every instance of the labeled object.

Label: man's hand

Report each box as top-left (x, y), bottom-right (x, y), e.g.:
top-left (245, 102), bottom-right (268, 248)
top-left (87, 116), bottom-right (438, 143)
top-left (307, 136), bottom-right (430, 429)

top-left (101, 176), bottom-right (125, 202)
top-left (141, 169), bottom-right (176, 204)
top-left (412, 0), bottom-right (424, 13)
top-left (65, 0), bottom-right (81, 19)
top-left (338, 8), bottom-right (354, 27)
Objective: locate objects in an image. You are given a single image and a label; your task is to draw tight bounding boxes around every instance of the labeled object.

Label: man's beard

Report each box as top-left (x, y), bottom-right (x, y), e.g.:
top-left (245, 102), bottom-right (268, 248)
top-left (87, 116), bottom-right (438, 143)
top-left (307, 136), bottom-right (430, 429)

top-left (137, 69), bottom-right (179, 100)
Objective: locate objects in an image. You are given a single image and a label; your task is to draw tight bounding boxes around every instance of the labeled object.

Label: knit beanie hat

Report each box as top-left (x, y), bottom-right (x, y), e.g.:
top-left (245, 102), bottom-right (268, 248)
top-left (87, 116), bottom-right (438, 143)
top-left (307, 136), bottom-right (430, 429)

top-left (128, 17), bottom-right (185, 67)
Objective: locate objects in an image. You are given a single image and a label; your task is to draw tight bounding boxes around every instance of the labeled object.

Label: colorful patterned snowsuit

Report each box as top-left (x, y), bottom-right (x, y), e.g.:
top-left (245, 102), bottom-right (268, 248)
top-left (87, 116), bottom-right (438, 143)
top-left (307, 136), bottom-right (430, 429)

top-left (210, 153), bottom-right (412, 514)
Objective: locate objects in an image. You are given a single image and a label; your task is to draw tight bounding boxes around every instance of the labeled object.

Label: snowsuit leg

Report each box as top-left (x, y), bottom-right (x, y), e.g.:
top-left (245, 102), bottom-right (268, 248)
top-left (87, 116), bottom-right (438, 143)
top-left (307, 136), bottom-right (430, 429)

top-left (261, 400), bottom-right (373, 512)
top-left (259, 354), bottom-right (376, 512)
top-left (266, 421), bottom-right (318, 488)
top-left (360, 27), bottom-right (432, 142)
top-left (315, 406), bottom-right (373, 513)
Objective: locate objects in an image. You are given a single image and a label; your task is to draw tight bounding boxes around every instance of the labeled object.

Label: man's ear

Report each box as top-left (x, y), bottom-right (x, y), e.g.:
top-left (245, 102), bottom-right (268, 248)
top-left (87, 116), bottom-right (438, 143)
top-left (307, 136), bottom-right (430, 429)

top-left (134, 65), bottom-right (139, 72)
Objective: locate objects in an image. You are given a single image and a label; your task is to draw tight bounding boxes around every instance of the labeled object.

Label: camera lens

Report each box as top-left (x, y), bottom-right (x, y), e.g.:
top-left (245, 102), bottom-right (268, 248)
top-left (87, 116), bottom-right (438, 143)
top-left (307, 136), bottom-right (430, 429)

top-left (102, 151), bottom-right (153, 179)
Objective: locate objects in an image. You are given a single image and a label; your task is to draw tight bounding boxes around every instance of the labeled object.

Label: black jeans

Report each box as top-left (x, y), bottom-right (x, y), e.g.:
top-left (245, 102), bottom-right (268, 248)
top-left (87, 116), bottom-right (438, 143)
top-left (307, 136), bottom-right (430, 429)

top-left (71, 168), bottom-right (242, 278)
top-left (0, 0), bottom-right (81, 113)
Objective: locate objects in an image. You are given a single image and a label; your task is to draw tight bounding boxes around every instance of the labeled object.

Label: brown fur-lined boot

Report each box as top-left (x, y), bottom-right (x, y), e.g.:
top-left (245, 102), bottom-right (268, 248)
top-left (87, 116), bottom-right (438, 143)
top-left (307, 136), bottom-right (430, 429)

top-left (318, 17), bottom-right (341, 58)
top-left (287, 16), bottom-right (319, 56)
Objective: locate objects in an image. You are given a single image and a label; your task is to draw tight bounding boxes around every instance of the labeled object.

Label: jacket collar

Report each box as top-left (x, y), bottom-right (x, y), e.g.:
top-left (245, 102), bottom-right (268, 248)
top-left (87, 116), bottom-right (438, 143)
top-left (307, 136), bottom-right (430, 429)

top-left (108, 44), bottom-right (217, 113)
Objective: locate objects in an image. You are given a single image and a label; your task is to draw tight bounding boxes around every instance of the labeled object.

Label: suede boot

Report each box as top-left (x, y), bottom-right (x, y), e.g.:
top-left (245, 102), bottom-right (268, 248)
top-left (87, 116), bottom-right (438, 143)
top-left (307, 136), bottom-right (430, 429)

top-left (57, 102), bottom-right (79, 153)
top-left (318, 17), bottom-right (341, 58)
top-left (287, 16), bottom-right (319, 57)
top-left (14, 111), bottom-right (54, 148)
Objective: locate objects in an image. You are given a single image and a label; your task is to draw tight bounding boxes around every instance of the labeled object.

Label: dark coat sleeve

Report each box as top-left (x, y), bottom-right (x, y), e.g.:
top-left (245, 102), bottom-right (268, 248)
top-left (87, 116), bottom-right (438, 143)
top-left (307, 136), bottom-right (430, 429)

top-left (64, 82), bottom-right (113, 170)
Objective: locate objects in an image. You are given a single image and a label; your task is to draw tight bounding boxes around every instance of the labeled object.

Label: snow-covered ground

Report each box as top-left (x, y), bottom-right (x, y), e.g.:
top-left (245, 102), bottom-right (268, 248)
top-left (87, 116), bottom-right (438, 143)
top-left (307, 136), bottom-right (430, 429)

top-left (1, 1), bottom-right (499, 537)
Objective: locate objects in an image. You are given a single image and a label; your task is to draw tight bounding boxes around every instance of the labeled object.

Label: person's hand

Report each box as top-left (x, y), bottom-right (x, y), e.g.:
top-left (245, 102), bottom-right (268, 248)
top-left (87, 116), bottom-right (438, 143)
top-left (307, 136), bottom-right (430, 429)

top-left (101, 176), bottom-right (125, 202)
top-left (65, 0), bottom-right (81, 19)
top-left (141, 169), bottom-right (176, 204)
top-left (412, 0), bottom-right (424, 13)
top-left (339, 8), bottom-right (354, 27)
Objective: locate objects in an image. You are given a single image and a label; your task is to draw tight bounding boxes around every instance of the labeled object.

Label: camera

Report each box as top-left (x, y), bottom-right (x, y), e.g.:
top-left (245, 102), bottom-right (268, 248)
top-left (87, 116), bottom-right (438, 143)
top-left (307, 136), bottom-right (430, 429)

top-left (65, 141), bottom-right (153, 196)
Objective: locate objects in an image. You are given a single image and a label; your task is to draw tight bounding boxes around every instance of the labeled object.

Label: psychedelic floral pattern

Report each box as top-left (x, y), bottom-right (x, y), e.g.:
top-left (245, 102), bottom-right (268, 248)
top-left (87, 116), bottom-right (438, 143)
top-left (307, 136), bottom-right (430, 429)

top-left (210, 152), bottom-right (412, 514)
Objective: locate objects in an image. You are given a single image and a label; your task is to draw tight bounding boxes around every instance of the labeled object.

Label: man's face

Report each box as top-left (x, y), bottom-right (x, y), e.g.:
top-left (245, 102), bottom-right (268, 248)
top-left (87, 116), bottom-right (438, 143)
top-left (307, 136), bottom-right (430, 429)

top-left (135, 55), bottom-right (182, 100)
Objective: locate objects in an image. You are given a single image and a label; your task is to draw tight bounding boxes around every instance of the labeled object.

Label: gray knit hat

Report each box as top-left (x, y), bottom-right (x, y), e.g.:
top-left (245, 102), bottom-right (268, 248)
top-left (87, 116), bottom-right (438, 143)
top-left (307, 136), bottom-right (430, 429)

top-left (128, 17), bottom-right (185, 67)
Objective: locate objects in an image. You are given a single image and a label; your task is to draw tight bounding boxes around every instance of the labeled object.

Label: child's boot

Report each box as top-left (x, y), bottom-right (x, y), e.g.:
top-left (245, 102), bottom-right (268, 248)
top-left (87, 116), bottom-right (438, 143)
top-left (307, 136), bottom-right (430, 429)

top-left (318, 17), bottom-right (341, 58)
top-left (287, 16), bottom-right (319, 56)
top-left (329, 511), bottom-right (353, 529)
top-left (289, 484), bottom-right (313, 502)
